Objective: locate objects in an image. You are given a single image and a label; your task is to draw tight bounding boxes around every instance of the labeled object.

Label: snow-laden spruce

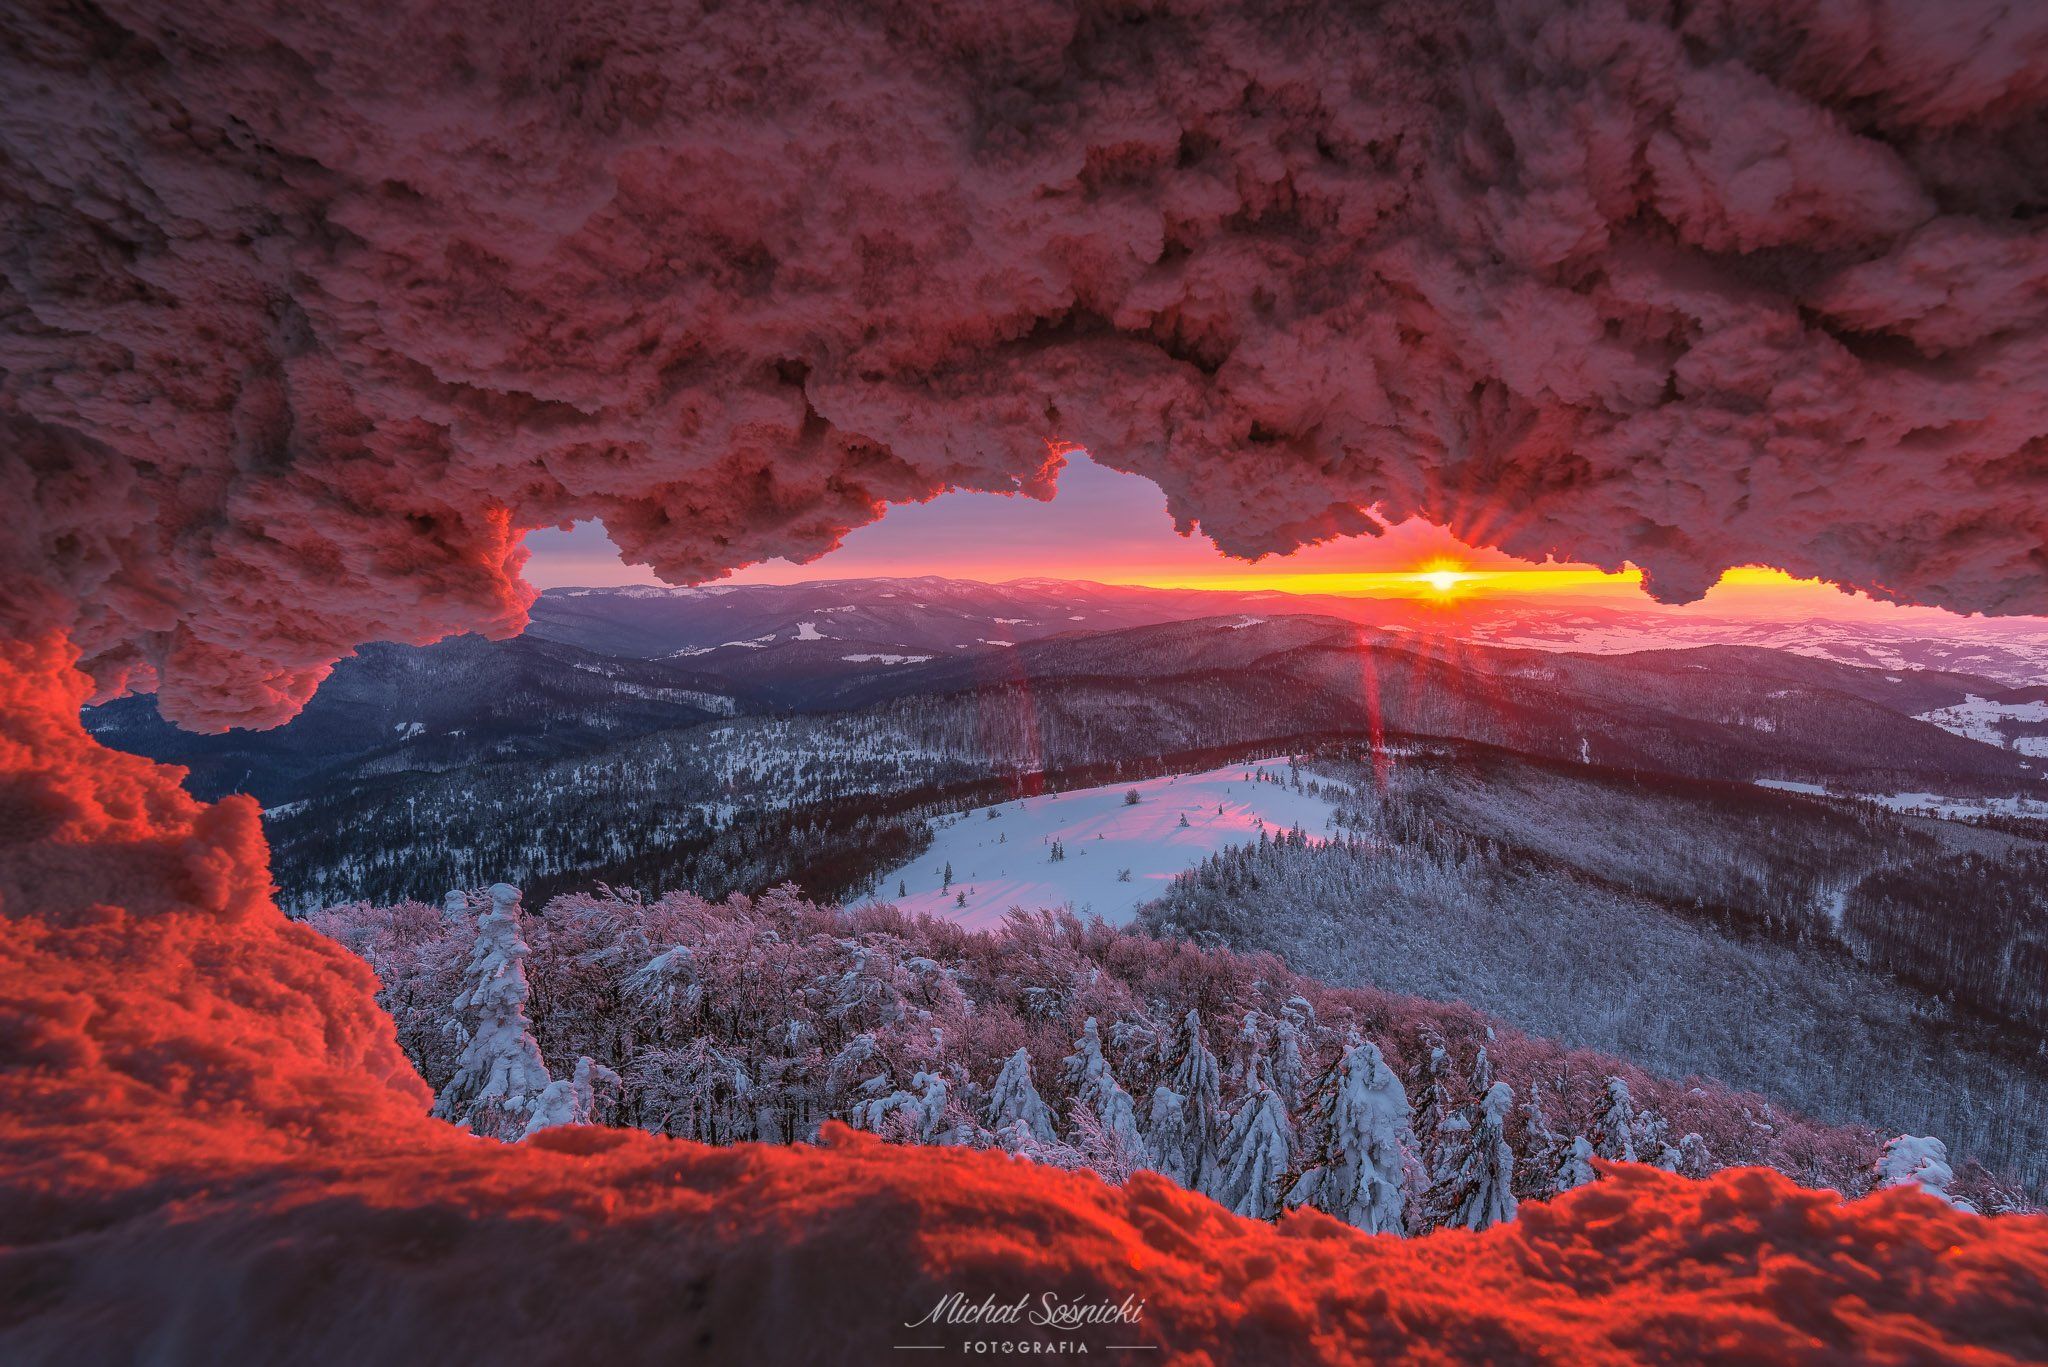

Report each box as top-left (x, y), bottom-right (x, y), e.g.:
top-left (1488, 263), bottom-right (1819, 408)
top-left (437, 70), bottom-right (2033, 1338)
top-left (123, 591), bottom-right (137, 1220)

top-left (1063, 1017), bottom-right (1147, 1165)
top-left (1155, 1012), bottom-right (1228, 1188)
top-left (1273, 1010), bottom-right (1309, 1112)
top-left (521, 1056), bottom-right (623, 1139)
top-left (1215, 1085), bottom-right (1293, 1219)
top-left (1433, 1082), bottom-right (1518, 1231)
top-left (986, 1047), bottom-right (1057, 1143)
top-left (1287, 1041), bottom-right (1417, 1235)
top-left (1555, 1136), bottom-right (1598, 1192)
top-left (1876, 1135), bottom-right (1979, 1212)
top-left (1411, 1042), bottom-right (1453, 1160)
top-left (1594, 1077), bottom-right (1638, 1163)
top-left (432, 883), bottom-right (553, 1140)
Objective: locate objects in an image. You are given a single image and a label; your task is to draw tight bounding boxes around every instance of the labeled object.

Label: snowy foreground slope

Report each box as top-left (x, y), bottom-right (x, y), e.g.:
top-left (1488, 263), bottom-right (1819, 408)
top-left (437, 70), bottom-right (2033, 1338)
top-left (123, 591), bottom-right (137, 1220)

top-left (882, 759), bottom-right (1347, 927)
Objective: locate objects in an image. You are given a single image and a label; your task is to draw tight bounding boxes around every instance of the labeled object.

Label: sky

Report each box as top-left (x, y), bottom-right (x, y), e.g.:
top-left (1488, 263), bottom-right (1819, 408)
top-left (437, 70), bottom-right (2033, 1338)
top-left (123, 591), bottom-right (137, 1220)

top-left (521, 453), bottom-right (1957, 621)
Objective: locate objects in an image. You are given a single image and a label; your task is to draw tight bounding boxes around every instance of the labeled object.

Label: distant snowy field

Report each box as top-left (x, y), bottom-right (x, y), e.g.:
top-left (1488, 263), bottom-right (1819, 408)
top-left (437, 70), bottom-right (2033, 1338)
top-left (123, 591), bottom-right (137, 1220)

top-left (879, 758), bottom-right (1350, 930)
top-left (1756, 777), bottom-right (2048, 822)
top-left (1916, 695), bottom-right (2048, 757)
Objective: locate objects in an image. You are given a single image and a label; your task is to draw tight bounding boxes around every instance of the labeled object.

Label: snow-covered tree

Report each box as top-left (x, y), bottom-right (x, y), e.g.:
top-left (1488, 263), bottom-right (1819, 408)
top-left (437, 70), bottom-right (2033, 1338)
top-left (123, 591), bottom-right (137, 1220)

top-left (1467, 1045), bottom-right (1493, 1095)
top-left (1228, 1010), bottom-right (1269, 1090)
top-left (626, 944), bottom-right (701, 1023)
top-left (826, 1031), bottom-right (883, 1098)
top-left (1214, 1085), bottom-right (1292, 1219)
top-left (1593, 1076), bottom-right (1638, 1163)
top-left (986, 1047), bottom-right (1056, 1142)
top-left (1067, 1100), bottom-right (1145, 1183)
top-left (1875, 1135), bottom-right (1978, 1212)
top-left (1161, 1010), bottom-right (1224, 1194)
top-left (521, 1055), bottom-right (623, 1139)
top-left (1411, 1043), bottom-right (1453, 1160)
top-left (1288, 1041), bottom-right (1416, 1235)
top-left (636, 1035), bottom-right (754, 1142)
top-left (997, 1117), bottom-right (1084, 1170)
top-left (1675, 1132), bottom-right (1711, 1178)
top-left (1518, 1081), bottom-right (1565, 1199)
top-left (1145, 1085), bottom-right (1190, 1184)
top-left (1428, 1111), bottom-right (1473, 1196)
top-left (1272, 1015), bottom-right (1308, 1113)
top-left (855, 1069), bottom-right (954, 1144)
top-left (1554, 1136), bottom-right (1598, 1192)
top-left (1433, 1082), bottom-right (1518, 1231)
top-left (433, 883), bottom-right (553, 1140)
top-left (1062, 1017), bottom-right (1146, 1164)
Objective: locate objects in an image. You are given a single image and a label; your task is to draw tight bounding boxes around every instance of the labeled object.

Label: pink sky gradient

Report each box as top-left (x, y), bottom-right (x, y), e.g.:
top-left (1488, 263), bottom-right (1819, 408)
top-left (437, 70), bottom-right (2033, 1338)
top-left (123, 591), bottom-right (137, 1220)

top-left (526, 453), bottom-right (1588, 585)
top-left (522, 454), bottom-right (2018, 626)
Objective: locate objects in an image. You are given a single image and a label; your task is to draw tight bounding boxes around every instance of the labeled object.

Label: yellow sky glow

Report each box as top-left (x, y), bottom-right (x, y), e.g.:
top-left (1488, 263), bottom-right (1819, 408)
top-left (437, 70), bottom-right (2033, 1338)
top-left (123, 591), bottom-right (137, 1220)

top-left (1108, 563), bottom-right (1825, 596)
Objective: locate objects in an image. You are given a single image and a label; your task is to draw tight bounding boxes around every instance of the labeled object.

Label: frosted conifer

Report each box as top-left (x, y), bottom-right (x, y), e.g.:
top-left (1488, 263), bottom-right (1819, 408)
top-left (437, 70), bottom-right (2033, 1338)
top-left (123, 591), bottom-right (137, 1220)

top-left (1876, 1135), bottom-right (1978, 1212)
top-left (1593, 1077), bottom-right (1638, 1163)
top-left (1435, 1082), bottom-right (1518, 1231)
top-left (433, 883), bottom-right (553, 1140)
top-left (985, 1047), bottom-right (1056, 1142)
top-left (1061, 1017), bottom-right (1146, 1163)
top-left (1286, 1041), bottom-right (1416, 1235)
top-left (1215, 1086), bottom-right (1292, 1219)
top-left (1165, 1010), bottom-right (1225, 1194)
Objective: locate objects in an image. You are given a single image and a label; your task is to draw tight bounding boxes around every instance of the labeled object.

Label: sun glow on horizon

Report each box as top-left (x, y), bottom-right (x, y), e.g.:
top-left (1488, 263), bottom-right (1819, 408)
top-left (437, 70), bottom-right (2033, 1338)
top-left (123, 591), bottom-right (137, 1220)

top-left (1421, 564), bottom-right (1469, 594)
top-left (522, 454), bottom-right (2015, 626)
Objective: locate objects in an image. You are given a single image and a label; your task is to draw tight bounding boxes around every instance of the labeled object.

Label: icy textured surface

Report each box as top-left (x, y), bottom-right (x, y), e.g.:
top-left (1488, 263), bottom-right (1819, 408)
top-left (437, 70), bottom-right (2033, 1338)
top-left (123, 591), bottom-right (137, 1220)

top-left (7, 0), bottom-right (2048, 1355)
top-left (8, 0), bottom-right (2048, 727)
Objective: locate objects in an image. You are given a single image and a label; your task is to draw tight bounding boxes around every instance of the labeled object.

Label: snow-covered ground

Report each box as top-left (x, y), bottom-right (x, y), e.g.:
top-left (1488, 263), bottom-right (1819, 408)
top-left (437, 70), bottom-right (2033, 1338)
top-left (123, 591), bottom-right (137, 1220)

top-left (1754, 777), bottom-right (2048, 822)
top-left (1754, 778), bottom-right (1830, 796)
top-left (1859, 791), bottom-right (2048, 821)
top-left (1917, 695), bottom-right (2048, 756)
top-left (878, 758), bottom-right (1350, 930)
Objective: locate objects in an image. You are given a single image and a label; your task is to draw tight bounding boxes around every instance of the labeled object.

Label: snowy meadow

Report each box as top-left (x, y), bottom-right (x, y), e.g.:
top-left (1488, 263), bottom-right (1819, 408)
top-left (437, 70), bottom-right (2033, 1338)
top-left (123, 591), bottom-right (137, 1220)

top-left (881, 759), bottom-right (1350, 928)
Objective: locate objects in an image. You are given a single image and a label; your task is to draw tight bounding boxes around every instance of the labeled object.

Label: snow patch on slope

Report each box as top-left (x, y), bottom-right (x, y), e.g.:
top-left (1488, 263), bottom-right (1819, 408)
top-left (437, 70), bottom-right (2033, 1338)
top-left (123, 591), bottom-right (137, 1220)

top-left (881, 759), bottom-right (1347, 930)
top-left (1918, 695), bottom-right (2048, 751)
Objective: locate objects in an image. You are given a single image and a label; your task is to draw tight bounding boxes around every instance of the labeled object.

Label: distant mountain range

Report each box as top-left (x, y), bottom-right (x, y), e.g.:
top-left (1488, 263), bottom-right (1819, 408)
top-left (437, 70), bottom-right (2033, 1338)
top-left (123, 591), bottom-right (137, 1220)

top-left (87, 577), bottom-right (2048, 813)
top-left (535, 576), bottom-right (2048, 688)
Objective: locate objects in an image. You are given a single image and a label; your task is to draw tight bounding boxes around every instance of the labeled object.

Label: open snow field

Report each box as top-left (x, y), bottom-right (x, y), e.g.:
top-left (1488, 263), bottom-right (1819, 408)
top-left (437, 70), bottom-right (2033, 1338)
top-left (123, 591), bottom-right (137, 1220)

top-left (1916, 695), bottom-right (2048, 757)
top-left (1756, 777), bottom-right (2048, 823)
top-left (879, 758), bottom-right (1350, 930)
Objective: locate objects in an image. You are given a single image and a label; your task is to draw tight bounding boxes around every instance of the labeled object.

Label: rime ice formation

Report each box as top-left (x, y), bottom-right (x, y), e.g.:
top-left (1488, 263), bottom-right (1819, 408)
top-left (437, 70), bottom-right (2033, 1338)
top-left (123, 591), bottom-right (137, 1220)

top-left (8, 1), bottom-right (2048, 1358)
top-left (8, 0), bottom-right (2048, 729)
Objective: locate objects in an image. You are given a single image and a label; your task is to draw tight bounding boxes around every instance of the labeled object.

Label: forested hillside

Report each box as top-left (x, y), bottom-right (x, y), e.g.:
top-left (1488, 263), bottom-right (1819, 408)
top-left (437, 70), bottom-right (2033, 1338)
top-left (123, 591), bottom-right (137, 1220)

top-left (1137, 749), bottom-right (2048, 1194)
top-left (313, 884), bottom-right (2023, 1236)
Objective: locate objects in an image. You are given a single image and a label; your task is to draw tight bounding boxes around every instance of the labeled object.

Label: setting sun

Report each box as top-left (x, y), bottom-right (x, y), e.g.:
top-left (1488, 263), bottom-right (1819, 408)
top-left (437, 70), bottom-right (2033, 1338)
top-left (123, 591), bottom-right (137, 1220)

top-left (1422, 567), bottom-right (1467, 594)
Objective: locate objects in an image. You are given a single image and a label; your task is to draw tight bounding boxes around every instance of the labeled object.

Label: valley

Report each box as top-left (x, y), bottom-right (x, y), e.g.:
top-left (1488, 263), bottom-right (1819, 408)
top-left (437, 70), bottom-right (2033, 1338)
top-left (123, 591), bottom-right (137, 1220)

top-left (84, 576), bottom-right (2048, 1203)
